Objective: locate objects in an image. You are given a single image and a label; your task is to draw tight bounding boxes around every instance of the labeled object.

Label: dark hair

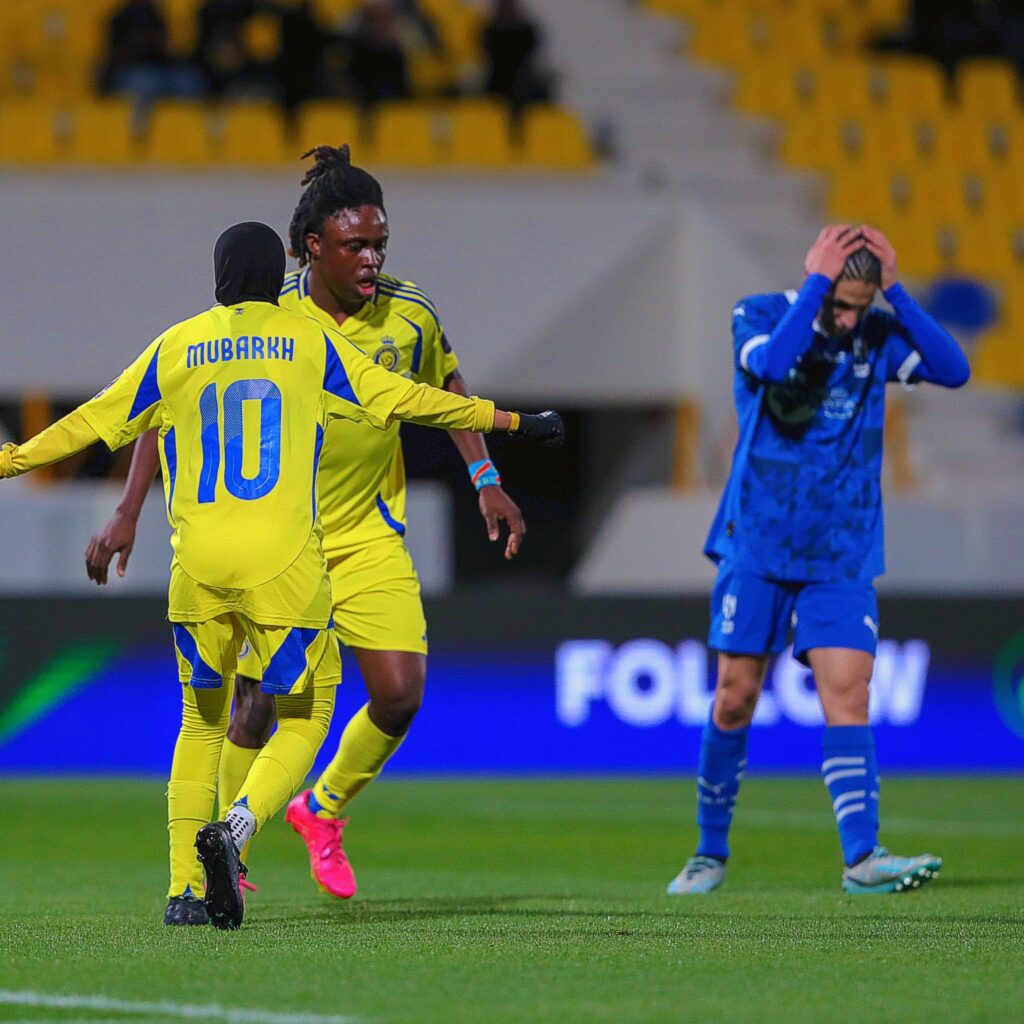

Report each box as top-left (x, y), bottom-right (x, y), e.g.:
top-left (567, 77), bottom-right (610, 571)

top-left (288, 144), bottom-right (385, 266)
top-left (841, 244), bottom-right (882, 285)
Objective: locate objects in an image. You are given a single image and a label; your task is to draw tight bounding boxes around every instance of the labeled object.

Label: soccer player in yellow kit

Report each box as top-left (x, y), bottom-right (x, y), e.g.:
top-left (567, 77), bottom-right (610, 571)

top-left (86, 145), bottom-right (532, 918)
top-left (3, 221), bottom-right (564, 930)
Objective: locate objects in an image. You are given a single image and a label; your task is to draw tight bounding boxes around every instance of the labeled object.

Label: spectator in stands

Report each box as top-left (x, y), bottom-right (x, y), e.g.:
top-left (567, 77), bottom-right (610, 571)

top-left (995, 1), bottom-right (1024, 72)
top-left (195, 0), bottom-right (254, 96)
top-left (274, 0), bottom-right (327, 111)
top-left (873, 0), bottom-right (997, 73)
top-left (481, 0), bottom-right (552, 109)
top-left (98, 0), bottom-right (205, 104)
top-left (347, 0), bottom-right (411, 105)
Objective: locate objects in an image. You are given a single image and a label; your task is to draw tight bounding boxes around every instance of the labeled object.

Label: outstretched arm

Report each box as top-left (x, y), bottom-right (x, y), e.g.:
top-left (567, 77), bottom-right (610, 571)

top-left (861, 226), bottom-right (971, 389)
top-left (85, 428), bottom-right (161, 585)
top-left (0, 409), bottom-right (102, 478)
top-left (741, 225), bottom-right (862, 383)
top-left (444, 370), bottom-right (526, 560)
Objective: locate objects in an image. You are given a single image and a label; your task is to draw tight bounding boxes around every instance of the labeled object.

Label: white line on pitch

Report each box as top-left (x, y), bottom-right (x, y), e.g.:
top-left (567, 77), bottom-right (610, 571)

top-left (0, 991), bottom-right (365, 1024)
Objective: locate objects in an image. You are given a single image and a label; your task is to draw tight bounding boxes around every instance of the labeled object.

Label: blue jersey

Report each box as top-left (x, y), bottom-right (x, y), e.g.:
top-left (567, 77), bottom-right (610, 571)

top-left (705, 275), bottom-right (969, 583)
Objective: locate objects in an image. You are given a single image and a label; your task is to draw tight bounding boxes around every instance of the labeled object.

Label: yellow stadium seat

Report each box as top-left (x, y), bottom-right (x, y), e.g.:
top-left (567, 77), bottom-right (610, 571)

top-left (520, 105), bottom-right (595, 170)
top-left (296, 101), bottom-right (365, 163)
top-left (735, 61), bottom-right (816, 119)
top-left (956, 58), bottom-right (1020, 118)
top-left (812, 58), bottom-right (875, 118)
top-left (447, 99), bottom-right (514, 168)
top-left (974, 325), bottom-right (1024, 388)
top-left (432, 4), bottom-right (484, 65)
top-left (829, 170), bottom-right (891, 224)
top-left (858, 113), bottom-right (929, 167)
top-left (144, 101), bottom-right (211, 164)
top-left (0, 100), bottom-right (64, 163)
top-left (67, 100), bottom-right (135, 163)
top-left (872, 56), bottom-right (950, 117)
top-left (312, 0), bottom-right (361, 30)
top-left (165, 0), bottom-right (201, 58)
top-left (217, 104), bottom-right (289, 165)
top-left (409, 52), bottom-right (459, 96)
top-left (934, 115), bottom-right (1023, 171)
top-left (688, 5), bottom-right (757, 68)
top-left (371, 102), bottom-right (442, 167)
top-left (876, 210), bottom-right (945, 278)
top-left (780, 116), bottom-right (857, 171)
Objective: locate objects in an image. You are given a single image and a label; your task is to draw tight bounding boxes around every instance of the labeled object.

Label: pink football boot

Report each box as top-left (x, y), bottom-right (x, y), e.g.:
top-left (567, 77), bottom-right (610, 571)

top-left (285, 790), bottom-right (357, 899)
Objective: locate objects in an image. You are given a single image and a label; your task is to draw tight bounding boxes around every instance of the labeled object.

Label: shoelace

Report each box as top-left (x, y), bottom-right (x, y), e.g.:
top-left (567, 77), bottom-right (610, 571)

top-left (315, 816), bottom-right (350, 860)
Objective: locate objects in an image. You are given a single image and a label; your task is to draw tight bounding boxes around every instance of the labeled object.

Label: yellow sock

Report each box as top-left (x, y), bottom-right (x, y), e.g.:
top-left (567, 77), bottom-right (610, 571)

top-left (310, 703), bottom-right (405, 819)
top-left (167, 684), bottom-right (231, 899)
top-left (218, 738), bottom-right (262, 863)
top-left (233, 685), bottom-right (335, 829)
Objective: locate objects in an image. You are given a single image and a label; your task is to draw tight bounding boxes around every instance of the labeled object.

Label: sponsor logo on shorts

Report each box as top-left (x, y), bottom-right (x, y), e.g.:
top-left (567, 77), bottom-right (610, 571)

top-left (239, 640), bottom-right (252, 659)
top-left (721, 593), bottom-right (737, 635)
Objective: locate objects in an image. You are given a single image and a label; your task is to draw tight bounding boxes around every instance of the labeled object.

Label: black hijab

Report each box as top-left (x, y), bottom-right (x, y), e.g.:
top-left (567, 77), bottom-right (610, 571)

top-left (214, 221), bottom-right (286, 306)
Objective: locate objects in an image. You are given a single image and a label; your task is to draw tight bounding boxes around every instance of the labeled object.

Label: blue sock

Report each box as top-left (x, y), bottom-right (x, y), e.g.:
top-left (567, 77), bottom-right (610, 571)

top-left (695, 714), bottom-right (748, 861)
top-left (822, 725), bottom-right (880, 866)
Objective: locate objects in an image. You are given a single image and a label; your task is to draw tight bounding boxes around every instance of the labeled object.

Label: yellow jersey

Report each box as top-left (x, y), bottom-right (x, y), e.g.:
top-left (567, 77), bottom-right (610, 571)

top-left (280, 269), bottom-right (460, 557)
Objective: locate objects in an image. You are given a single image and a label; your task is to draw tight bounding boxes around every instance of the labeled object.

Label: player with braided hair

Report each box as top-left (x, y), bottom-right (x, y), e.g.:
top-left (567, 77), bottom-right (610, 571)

top-left (86, 143), bottom-right (541, 923)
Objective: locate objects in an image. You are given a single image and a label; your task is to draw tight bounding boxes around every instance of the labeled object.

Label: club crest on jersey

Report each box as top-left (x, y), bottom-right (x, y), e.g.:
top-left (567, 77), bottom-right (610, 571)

top-left (373, 337), bottom-right (400, 372)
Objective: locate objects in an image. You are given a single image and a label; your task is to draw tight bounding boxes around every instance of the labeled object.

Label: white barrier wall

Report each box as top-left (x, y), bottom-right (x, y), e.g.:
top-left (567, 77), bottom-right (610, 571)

top-left (0, 477), bottom-right (452, 596)
top-left (0, 171), bottom-right (766, 421)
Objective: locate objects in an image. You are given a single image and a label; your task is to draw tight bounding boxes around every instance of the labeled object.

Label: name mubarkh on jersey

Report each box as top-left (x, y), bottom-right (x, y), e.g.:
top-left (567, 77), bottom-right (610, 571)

top-left (186, 336), bottom-right (296, 368)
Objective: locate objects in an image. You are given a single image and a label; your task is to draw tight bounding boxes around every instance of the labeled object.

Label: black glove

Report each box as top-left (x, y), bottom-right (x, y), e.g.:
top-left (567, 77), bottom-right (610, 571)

top-left (513, 411), bottom-right (565, 447)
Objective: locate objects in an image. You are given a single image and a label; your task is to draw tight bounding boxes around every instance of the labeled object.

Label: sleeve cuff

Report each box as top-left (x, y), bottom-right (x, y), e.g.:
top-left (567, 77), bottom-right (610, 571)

top-left (802, 274), bottom-right (833, 300)
top-left (883, 282), bottom-right (908, 304)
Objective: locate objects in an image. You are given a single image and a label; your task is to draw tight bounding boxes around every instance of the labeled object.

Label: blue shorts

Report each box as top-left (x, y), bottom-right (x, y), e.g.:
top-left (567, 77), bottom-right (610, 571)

top-left (708, 562), bottom-right (879, 666)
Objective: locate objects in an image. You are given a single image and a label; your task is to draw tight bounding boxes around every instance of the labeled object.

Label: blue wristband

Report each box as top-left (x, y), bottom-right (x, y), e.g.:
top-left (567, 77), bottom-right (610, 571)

top-left (468, 458), bottom-right (501, 491)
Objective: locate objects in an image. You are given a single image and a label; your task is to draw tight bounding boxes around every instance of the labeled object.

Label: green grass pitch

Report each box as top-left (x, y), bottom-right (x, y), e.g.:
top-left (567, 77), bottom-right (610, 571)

top-left (1, 776), bottom-right (1021, 1024)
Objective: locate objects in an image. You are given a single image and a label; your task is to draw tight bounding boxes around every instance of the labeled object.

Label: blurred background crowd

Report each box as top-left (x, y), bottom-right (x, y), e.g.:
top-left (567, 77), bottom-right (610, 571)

top-left (96, 0), bottom-right (554, 111)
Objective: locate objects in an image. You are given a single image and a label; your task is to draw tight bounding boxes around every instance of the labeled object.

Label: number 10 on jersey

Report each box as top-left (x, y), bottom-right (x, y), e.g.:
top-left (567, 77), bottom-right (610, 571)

top-left (198, 378), bottom-right (282, 502)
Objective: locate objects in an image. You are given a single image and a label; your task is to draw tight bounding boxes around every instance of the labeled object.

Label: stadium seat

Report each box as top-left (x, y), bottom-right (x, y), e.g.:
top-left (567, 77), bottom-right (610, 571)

top-left (520, 105), bottom-right (595, 170)
top-left (781, 116), bottom-right (854, 171)
top-left (956, 58), bottom-right (1020, 118)
top-left (829, 171), bottom-right (890, 224)
top-left (143, 101), bottom-right (211, 164)
top-left (67, 100), bottom-right (136, 164)
top-left (217, 104), bottom-right (290, 165)
top-left (312, 0), bottom-right (362, 29)
top-left (734, 61), bottom-right (814, 119)
top-left (812, 57), bottom-right (876, 118)
top-left (872, 56), bottom-right (950, 117)
top-left (371, 102), bottom-right (443, 167)
top-left (296, 101), bottom-right (365, 164)
top-left (447, 99), bottom-right (515, 168)
top-left (0, 99), bottom-right (64, 163)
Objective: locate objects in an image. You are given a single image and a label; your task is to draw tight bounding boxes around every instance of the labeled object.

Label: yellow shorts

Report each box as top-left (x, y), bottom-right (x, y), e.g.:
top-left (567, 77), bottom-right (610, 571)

top-left (237, 535), bottom-right (427, 681)
top-left (173, 612), bottom-right (342, 696)
top-left (167, 528), bottom-right (333, 629)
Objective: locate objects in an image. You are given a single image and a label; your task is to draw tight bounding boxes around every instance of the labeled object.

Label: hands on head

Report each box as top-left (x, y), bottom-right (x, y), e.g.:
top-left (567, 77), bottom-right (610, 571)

top-left (805, 224), bottom-right (898, 290)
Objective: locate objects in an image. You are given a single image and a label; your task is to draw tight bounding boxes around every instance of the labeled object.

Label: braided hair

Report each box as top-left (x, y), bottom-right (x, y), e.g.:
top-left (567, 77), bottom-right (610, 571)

top-left (841, 244), bottom-right (882, 286)
top-left (288, 144), bottom-right (386, 266)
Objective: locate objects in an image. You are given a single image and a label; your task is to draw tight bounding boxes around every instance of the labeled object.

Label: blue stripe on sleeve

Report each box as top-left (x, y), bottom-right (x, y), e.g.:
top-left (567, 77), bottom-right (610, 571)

top-left (397, 314), bottom-right (424, 375)
top-left (127, 344), bottom-right (162, 421)
top-left (311, 423), bottom-right (324, 519)
top-left (375, 492), bottom-right (406, 536)
top-left (162, 427), bottom-right (177, 522)
top-left (322, 332), bottom-right (362, 406)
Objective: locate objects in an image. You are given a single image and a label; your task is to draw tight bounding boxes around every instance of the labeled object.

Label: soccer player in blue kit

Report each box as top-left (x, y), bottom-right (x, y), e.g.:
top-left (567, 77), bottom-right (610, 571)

top-left (668, 224), bottom-right (971, 896)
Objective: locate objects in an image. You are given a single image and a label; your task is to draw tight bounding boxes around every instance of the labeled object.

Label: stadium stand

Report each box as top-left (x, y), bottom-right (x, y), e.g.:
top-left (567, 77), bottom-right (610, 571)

top-left (0, 0), bottom-right (596, 172)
